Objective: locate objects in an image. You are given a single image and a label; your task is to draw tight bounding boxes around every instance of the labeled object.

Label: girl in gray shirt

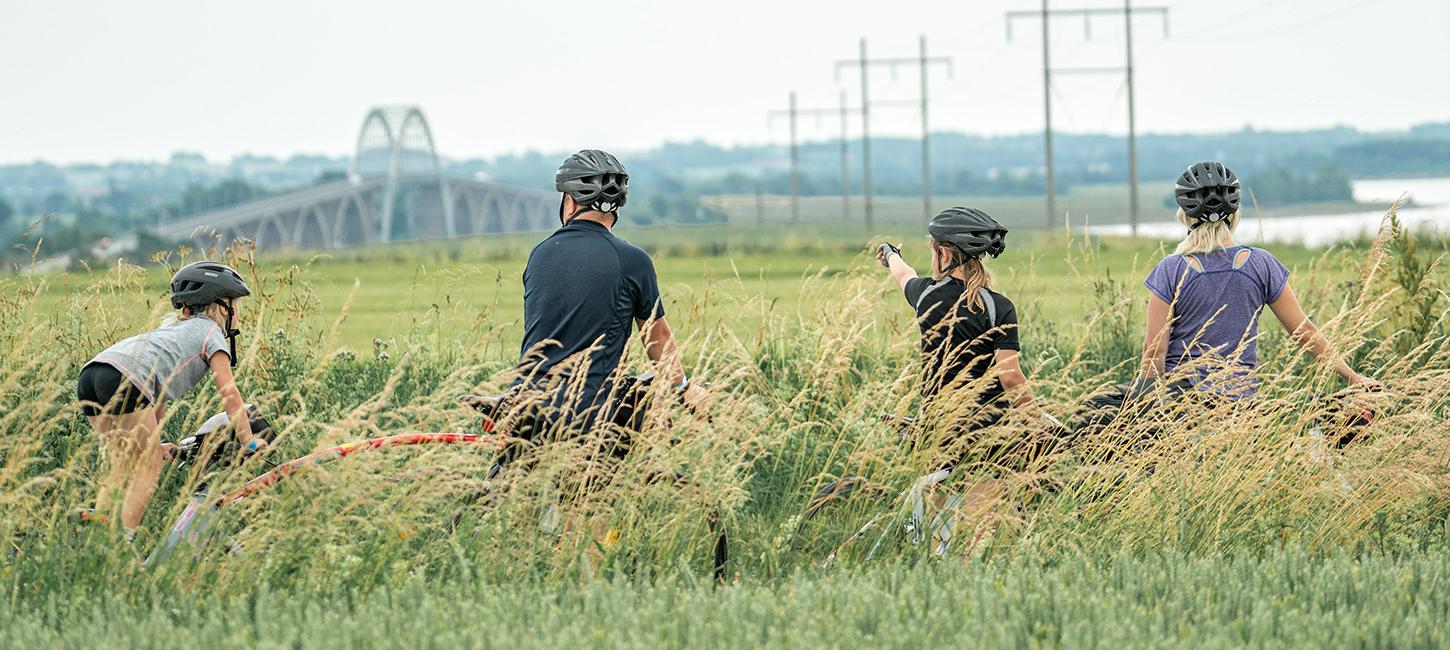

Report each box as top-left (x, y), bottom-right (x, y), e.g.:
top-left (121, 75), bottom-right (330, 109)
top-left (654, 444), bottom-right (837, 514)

top-left (76, 261), bottom-right (262, 533)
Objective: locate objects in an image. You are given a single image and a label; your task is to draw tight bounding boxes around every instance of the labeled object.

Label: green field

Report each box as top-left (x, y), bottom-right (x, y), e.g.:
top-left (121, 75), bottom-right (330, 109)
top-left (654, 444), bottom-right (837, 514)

top-left (23, 223), bottom-right (1356, 354)
top-left (21, 181), bottom-right (1383, 355)
top-left (4, 219), bottom-right (1449, 647)
top-left (6, 551), bottom-right (1449, 647)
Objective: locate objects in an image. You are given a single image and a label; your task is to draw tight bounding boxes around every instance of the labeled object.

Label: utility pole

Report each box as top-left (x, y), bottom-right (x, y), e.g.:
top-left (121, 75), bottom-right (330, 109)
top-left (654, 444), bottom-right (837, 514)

top-left (764, 92), bottom-right (802, 224)
top-left (770, 93), bottom-right (865, 227)
top-left (789, 91), bottom-right (800, 224)
top-left (1008, 3), bottom-right (1168, 233)
top-left (919, 35), bottom-right (932, 221)
top-left (859, 39), bottom-right (873, 233)
top-left (1040, 1), bottom-right (1056, 229)
top-left (755, 178), bottom-right (765, 227)
top-left (1124, 0), bottom-right (1140, 235)
top-left (836, 37), bottom-right (952, 229)
top-left (1005, 0), bottom-right (1057, 229)
top-left (839, 90), bottom-right (851, 223)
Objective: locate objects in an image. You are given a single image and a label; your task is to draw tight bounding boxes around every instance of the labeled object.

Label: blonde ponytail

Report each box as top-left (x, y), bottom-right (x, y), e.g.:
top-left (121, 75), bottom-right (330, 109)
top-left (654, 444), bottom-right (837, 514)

top-left (178, 301), bottom-right (230, 327)
top-left (1174, 208), bottom-right (1240, 255)
top-left (932, 239), bottom-right (994, 312)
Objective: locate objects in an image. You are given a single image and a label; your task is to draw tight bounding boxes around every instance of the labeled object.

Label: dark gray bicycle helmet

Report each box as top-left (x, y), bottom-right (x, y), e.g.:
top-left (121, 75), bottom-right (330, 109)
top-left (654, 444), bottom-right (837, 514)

top-left (555, 149), bottom-right (629, 219)
top-left (1174, 161), bottom-right (1241, 226)
top-left (170, 261), bottom-right (250, 309)
top-left (928, 207), bottom-right (1008, 262)
top-left (170, 261), bottom-right (250, 367)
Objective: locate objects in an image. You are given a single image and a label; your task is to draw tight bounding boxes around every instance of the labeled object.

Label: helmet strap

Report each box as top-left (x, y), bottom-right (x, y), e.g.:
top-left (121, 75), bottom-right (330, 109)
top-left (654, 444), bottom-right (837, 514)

top-left (1188, 214), bottom-right (1223, 231)
top-left (560, 195), bottom-right (617, 227)
top-left (935, 243), bottom-right (969, 276)
top-left (214, 300), bottom-right (240, 368)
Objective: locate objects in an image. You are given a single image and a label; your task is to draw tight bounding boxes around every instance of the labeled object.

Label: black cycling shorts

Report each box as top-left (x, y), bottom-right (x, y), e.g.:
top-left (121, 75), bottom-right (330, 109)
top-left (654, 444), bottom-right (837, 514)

top-left (77, 362), bottom-right (150, 417)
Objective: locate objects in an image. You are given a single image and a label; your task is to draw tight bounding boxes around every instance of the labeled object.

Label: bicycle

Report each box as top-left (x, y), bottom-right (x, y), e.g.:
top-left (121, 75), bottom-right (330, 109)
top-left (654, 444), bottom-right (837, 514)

top-left (148, 405), bottom-right (492, 566)
top-left (461, 372), bottom-right (730, 581)
top-left (1298, 386), bottom-right (1380, 494)
top-left (147, 404), bottom-right (277, 565)
top-left (800, 412), bottom-right (1067, 567)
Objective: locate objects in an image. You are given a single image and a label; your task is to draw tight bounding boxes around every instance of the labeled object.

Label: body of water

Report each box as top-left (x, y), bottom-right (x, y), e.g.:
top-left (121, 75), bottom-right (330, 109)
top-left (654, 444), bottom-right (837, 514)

top-left (1351, 177), bottom-right (1450, 206)
top-left (1089, 177), bottom-right (1450, 247)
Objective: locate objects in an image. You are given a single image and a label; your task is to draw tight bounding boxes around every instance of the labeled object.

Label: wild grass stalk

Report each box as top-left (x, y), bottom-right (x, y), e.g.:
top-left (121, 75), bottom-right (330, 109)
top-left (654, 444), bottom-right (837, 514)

top-left (1, 213), bottom-right (1446, 612)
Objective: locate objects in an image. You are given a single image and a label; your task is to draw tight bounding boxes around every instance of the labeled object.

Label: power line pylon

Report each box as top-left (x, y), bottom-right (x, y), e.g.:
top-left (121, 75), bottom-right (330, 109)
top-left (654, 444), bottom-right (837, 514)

top-left (1007, 1), bottom-right (1168, 232)
top-left (769, 92), bottom-right (859, 226)
top-left (835, 36), bottom-right (953, 231)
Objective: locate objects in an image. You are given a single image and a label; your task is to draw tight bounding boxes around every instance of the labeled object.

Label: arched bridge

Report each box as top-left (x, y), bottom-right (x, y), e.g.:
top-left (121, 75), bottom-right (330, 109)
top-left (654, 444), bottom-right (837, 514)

top-left (153, 106), bottom-right (557, 251)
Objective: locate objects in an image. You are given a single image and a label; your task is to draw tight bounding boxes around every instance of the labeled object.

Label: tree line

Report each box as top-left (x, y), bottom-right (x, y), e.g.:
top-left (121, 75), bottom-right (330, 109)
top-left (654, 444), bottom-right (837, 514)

top-left (2, 123), bottom-right (1448, 262)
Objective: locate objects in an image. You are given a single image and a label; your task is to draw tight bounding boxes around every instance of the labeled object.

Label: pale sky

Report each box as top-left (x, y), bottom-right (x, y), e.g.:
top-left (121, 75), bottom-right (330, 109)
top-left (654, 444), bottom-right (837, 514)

top-left (1, 0), bottom-right (1445, 165)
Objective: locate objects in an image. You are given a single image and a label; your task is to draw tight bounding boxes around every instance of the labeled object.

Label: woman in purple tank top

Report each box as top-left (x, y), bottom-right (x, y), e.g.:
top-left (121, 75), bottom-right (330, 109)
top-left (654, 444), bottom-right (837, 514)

top-left (1139, 162), bottom-right (1379, 399)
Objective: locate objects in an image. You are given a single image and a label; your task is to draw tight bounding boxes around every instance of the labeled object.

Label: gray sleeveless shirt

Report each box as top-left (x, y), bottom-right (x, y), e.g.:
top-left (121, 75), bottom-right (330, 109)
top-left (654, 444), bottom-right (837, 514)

top-left (90, 317), bottom-right (230, 403)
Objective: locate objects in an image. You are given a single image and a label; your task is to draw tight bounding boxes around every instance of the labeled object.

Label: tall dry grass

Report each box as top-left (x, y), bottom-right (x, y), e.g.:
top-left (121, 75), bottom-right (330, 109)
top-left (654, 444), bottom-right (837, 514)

top-left (1, 210), bottom-right (1447, 608)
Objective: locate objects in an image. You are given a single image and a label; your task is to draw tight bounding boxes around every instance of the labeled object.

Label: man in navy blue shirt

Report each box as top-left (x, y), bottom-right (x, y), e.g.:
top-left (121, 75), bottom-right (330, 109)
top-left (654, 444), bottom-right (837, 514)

top-left (516, 149), bottom-right (707, 429)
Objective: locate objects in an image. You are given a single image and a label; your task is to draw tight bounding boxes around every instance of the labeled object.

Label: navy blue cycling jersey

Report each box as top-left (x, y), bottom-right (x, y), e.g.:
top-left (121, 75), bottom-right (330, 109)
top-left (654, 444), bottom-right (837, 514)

top-left (517, 219), bottom-right (664, 417)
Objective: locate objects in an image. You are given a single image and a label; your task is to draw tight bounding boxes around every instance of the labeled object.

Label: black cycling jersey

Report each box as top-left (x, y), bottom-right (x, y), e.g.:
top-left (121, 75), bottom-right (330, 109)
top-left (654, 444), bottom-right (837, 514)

top-left (517, 219), bottom-right (664, 421)
top-left (903, 276), bottom-right (1020, 404)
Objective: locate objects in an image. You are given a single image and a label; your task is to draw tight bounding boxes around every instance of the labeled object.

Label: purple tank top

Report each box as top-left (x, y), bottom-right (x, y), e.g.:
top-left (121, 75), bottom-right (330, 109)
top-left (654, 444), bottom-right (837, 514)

top-left (1143, 246), bottom-right (1290, 398)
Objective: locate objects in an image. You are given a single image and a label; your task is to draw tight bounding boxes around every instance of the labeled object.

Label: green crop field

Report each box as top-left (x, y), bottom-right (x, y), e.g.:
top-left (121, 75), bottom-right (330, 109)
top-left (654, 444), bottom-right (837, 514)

top-left (3, 213), bottom-right (1448, 648)
top-left (23, 222), bottom-right (1355, 354)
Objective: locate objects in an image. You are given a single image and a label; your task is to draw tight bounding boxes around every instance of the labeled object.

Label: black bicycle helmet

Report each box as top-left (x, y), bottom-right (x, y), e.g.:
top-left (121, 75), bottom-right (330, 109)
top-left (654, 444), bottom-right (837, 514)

top-left (928, 207), bottom-right (1008, 260)
top-left (170, 261), bottom-right (251, 309)
top-left (555, 149), bottom-right (629, 215)
top-left (1174, 161), bottom-right (1241, 226)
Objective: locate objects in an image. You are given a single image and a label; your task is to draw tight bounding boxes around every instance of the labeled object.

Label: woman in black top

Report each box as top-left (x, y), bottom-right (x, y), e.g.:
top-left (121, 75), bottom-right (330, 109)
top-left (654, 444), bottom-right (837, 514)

top-left (877, 207), bottom-right (1053, 467)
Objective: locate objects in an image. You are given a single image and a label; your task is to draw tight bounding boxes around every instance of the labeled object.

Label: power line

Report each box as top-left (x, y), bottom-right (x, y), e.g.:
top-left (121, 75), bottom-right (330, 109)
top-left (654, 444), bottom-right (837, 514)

top-left (1168, 0), bottom-right (1380, 40)
top-left (768, 92), bottom-right (860, 225)
top-left (1006, 1), bottom-right (1169, 233)
top-left (766, 95), bottom-right (928, 228)
top-left (1198, 0), bottom-right (1381, 42)
top-left (836, 36), bottom-right (953, 230)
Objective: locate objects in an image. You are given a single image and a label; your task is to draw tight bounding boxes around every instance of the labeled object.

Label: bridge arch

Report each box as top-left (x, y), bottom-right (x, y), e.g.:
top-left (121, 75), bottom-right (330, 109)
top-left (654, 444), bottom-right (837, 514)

top-left (295, 205), bottom-right (331, 249)
top-left (452, 189), bottom-right (478, 236)
top-left (351, 105), bottom-right (453, 242)
top-left (480, 192), bottom-right (508, 234)
top-left (334, 194), bottom-right (370, 247)
top-left (150, 106), bottom-right (556, 251)
top-left (534, 200), bottom-right (555, 231)
top-left (512, 194), bottom-right (538, 232)
top-left (255, 216), bottom-right (286, 250)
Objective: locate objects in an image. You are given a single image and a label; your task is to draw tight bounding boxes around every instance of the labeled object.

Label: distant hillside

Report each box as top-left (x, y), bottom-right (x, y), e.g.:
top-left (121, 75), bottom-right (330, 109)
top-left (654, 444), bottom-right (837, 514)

top-left (461, 122), bottom-right (1450, 203)
top-left (1, 122), bottom-right (1447, 235)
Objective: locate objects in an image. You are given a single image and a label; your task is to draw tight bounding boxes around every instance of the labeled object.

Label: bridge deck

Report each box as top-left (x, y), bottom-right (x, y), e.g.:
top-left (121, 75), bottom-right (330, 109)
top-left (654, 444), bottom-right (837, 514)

top-left (152, 175), bottom-right (554, 248)
top-left (154, 177), bottom-right (385, 239)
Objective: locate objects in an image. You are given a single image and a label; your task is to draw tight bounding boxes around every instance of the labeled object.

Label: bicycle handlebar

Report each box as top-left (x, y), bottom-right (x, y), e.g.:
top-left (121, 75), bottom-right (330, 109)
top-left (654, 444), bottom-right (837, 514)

top-left (174, 404), bottom-right (275, 468)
